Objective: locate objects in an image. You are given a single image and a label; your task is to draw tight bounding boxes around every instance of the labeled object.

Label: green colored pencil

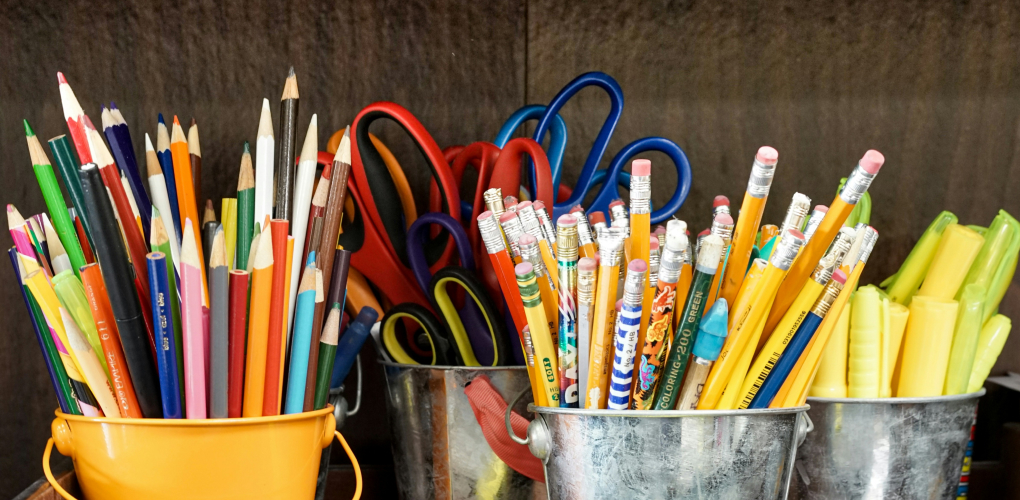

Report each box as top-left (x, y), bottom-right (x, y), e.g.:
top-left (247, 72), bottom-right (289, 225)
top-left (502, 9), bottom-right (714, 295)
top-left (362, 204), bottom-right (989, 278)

top-left (26, 121), bottom-right (88, 277)
top-left (236, 143), bottom-right (255, 271)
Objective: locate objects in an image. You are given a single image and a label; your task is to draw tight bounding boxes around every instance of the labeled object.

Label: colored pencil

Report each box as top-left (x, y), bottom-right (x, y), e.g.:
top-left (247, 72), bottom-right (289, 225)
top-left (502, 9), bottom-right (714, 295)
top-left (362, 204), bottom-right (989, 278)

top-left (71, 211), bottom-right (95, 264)
top-left (228, 269), bottom-right (249, 418)
top-left (103, 105), bottom-right (151, 240)
top-left (25, 269), bottom-right (102, 416)
top-left (222, 198), bottom-right (237, 270)
top-left (171, 117), bottom-right (207, 301)
top-left (48, 134), bottom-right (95, 249)
top-left (25, 215), bottom-right (53, 277)
top-left (56, 72), bottom-right (94, 164)
top-left (305, 248), bottom-right (351, 410)
top-left (284, 257), bottom-right (320, 414)
top-left (243, 225), bottom-right (274, 417)
top-left (188, 119), bottom-right (203, 211)
top-left (303, 162), bottom-right (331, 266)
top-left (263, 219), bottom-right (289, 416)
top-left (279, 236), bottom-right (294, 409)
top-left (202, 200), bottom-right (217, 270)
top-left (61, 307), bottom-right (121, 417)
top-left (236, 143), bottom-right (255, 270)
top-left (145, 134), bottom-right (182, 275)
top-left (51, 270), bottom-right (108, 377)
top-left (144, 254), bottom-right (182, 418)
top-left (254, 100), bottom-right (275, 231)
top-left (120, 172), bottom-right (145, 238)
top-left (26, 121), bottom-right (87, 276)
top-left (316, 303), bottom-right (345, 409)
top-left (151, 211), bottom-right (185, 410)
top-left (10, 248), bottom-right (76, 414)
top-left (286, 115), bottom-right (318, 341)
top-left (209, 227), bottom-right (229, 418)
top-left (8, 205), bottom-right (44, 278)
top-left (306, 128), bottom-right (351, 410)
top-left (43, 218), bottom-right (71, 275)
top-left (276, 67), bottom-right (299, 221)
top-left (179, 220), bottom-right (207, 419)
top-left (79, 163), bottom-right (162, 416)
top-left (156, 115), bottom-right (183, 240)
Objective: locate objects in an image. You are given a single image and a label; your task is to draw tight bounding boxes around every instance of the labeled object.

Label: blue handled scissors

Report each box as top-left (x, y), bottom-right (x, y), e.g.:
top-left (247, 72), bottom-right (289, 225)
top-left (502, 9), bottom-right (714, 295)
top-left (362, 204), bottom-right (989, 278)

top-left (381, 212), bottom-right (512, 366)
top-left (499, 72), bottom-right (693, 224)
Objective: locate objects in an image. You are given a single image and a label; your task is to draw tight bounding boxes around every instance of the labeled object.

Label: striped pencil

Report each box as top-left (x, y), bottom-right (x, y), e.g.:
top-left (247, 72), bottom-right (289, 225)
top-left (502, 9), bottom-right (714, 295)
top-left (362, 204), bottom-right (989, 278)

top-left (608, 261), bottom-right (647, 410)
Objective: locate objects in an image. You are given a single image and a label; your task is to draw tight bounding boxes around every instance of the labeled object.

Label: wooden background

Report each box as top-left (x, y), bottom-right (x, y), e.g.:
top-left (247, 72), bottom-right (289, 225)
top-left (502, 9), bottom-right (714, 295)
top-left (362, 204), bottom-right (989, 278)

top-left (2, 0), bottom-right (1020, 496)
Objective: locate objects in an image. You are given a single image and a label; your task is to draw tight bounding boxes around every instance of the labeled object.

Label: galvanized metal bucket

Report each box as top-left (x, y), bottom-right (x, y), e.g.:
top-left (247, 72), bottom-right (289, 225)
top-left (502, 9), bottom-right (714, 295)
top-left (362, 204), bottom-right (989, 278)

top-left (506, 391), bottom-right (810, 500)
top-left (794, 390), bottom-right (985, 500)
top-left (381, 361), bottom-right (545, 500)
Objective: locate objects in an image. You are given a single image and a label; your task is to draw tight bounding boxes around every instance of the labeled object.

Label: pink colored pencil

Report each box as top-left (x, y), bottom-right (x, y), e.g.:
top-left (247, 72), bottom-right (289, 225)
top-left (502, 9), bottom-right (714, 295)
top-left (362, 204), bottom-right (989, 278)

top-left (180, 219), bottom-right (207, 419)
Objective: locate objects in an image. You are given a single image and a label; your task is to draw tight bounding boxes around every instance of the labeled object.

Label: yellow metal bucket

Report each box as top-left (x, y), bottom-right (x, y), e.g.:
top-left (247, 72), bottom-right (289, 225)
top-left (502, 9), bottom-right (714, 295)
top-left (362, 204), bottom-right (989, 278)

top-left (42, 406), bottom-right (362, 500)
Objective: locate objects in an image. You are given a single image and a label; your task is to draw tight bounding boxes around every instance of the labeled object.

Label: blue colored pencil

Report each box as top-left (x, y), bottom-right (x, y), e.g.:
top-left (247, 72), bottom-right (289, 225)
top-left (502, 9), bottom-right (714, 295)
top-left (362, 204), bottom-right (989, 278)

top-left (156, 114), bottom-right (183, 242)
top-left (103, 104), bottom-right (151, 242)
top-left (9, 247), bottom-right (76, 414)
top-left (147, 252), bottom-right (183, 418)
top-left (284, 255), bottom-right (319, 414)
top-left (747, 313), bottom-right (824, 409)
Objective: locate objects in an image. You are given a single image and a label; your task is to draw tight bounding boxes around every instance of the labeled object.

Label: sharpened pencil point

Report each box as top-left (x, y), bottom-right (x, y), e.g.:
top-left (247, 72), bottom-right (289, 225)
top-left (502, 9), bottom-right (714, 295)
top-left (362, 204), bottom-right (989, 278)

top-left (57, 72), bottom-right (67, 85)
top-left (158, 113), bottom-right (166, 126)
top-left (110, 101), bottom-right (118, 110)
top-left (23, 119), bottom-right (34, 137)
top-left (243, 141), bottom-right (250, 154)
top-left (288, 66), bottom-right (295, 77)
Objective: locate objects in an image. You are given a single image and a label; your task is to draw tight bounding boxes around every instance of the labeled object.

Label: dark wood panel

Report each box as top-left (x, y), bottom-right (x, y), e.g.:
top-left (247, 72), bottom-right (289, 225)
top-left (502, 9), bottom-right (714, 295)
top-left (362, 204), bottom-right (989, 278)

top-left (526, 0), bottom-right (1020, 368)
top-left (0, 0), bottom-right (525, 496)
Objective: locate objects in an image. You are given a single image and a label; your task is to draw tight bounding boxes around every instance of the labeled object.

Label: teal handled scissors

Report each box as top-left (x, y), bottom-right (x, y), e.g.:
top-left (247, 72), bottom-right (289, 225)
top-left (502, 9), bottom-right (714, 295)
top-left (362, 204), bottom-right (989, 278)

top-left (380, 212), bottom-right (512, 366)
top-left (498, 71), bottom-right (693, 224)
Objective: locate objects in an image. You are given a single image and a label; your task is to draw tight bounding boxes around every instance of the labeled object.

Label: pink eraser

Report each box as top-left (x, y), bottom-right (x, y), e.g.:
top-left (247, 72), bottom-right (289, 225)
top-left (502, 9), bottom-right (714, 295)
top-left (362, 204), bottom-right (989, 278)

top-left (57, 72), bottom-right (68, 85)
top-left (814, 205), bottom-right (829, 213)
top-left (498, 211), bottom-right (518, 224)
top-left (756, 146), bottom-right (779, 165)
top-left (649, 236), bottom-right (659, 250)
top-left (569, 205), bottom-right (584, 214)
top-left (516, 201), bottom-right (532, 211)
top-left (786, 229), bottom-right (805, 240)
top-left (609, 199), bottom-right (625, 208)
top-left (698, 228), bottom-right (711, 237)
top-left (615, 300), bottom-right (623, 311)
top-left (629, 259), bottom-right (647, 273)
top-left (515, 262), bottom-right (533, 276)
top-left (589, 211), bottom-right (606, 224)
top-left (715, 213), bottom-right (734, 226)
top-left (518, 233), bottom-right (537, 246)
top-left (557, 214), bottom-right (577, 226)
top-left (477, 210), bottom-right (493, 222)
top-left (532, 200), bottom-right (545, 210)
top-left (632, 159), bottom-right (651, 176)
top-left (832, 269), bottom-right (848, 285)
top-left (654, 225), bottom-right (666, 235)
top-left (578, 258), bottom-right (597, 272)
top-left (868, 226), bottom-right (878, 235)
top-left (713, 195), bottom-right (730, 208)
top-left (592, 254), bottom-right (601, 266)
top-left (859, 150), bottom-right (884, 174)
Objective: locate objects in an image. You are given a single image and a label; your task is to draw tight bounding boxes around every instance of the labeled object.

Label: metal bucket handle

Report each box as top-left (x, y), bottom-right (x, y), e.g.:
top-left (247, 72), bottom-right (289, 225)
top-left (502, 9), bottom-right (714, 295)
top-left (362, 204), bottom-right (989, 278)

top-left (504, 388), bottom-right (552, 463)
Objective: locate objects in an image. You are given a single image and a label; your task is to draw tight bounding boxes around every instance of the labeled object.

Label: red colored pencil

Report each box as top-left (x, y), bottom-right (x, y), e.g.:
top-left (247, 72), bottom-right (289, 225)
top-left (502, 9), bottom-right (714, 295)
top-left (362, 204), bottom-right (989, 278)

top-left (228, 269), bottom-right (249, 418)
top-left (72, 212), bottom-right (95, 264)
top-left (263, 219), bottom-right (289, 416)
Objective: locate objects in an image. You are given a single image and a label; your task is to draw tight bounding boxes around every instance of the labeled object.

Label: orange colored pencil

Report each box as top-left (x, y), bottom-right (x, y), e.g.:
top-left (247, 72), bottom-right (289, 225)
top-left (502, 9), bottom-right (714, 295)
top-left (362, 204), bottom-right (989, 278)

top-left (277, 235), bottom-right (295, 410)
top-left (243, 227), bottom-right (274, 417)
top-left (81, 263), bottom-right (142, 418)
top-left (170, 117), bottom-right (207, 303)
top-left (263, 219), bottom-right (289, 416)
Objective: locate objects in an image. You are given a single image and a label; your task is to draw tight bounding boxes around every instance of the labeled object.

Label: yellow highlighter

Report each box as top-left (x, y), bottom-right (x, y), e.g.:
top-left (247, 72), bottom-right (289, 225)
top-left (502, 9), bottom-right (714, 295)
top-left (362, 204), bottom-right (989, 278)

top-left (848, 285), bottom-right (882, 398)
top-left (915, 224), bottom-right (984, 300)
top-left (883, 211), bottom-right (957, 304)
top-left (516, 262), bottom-right (560, 407)
top-left (698, 231), bottom-right (805, 410)
top-left (810, 304), bottom-right (851, 398)
top-left (896, 295), bottom-right (959, 397)
top-left (883, 302), bottom-right (909, 396)
top-left (944, 284), bottom-right (985, 395)
top-left (967, 315), bottom-right (1012, 392)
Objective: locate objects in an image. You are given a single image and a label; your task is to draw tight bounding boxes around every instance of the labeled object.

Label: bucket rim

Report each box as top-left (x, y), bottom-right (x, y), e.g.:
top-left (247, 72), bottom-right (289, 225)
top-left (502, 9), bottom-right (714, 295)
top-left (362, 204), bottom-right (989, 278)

top-left (379, 360), bottom-right (530, 372)
top-left (806, 388), bottom-right (986, 405)
top-left (528, 404), bottom-right (810, 418)
top-left (54, 404), bottom-right (334, 426)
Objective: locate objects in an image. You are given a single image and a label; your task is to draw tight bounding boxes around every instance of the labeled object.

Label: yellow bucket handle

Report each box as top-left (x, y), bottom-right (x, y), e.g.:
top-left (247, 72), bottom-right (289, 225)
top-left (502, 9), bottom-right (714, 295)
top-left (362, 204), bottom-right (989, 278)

top-left (43, 431), bottom-right (363, 500)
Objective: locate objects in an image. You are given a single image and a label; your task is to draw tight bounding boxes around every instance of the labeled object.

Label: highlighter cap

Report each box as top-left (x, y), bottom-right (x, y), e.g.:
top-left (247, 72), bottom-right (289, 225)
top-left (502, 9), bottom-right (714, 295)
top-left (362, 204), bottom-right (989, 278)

top-left (693, 298), bottom-right (729, 360)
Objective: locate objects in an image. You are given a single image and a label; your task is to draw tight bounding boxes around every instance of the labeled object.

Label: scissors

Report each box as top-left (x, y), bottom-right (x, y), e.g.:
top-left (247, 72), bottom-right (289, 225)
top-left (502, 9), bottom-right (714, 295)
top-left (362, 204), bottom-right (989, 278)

top-left (381, 212), bottom-right (511, 366)
top-left (339, 102), bottom-right (462, 312)
top-left (510, 72), bottom-right (694, 223)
